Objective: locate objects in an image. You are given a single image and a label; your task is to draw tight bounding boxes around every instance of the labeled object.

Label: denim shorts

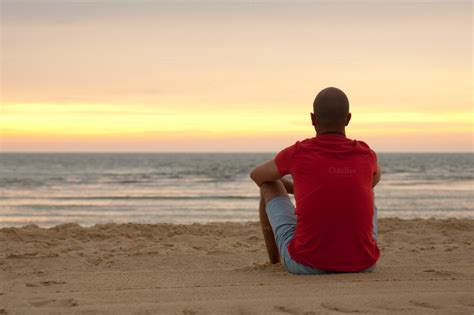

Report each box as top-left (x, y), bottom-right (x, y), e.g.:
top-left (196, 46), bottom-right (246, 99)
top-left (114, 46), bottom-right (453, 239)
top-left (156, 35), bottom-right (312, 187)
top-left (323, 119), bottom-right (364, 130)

top-left (266, 196), bottom-right (378, 275)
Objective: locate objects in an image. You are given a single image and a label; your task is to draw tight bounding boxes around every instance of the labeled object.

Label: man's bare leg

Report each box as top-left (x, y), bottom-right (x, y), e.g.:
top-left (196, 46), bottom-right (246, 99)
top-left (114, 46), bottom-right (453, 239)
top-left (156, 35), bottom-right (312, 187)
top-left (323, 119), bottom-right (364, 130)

top-left (259, 180), bottom-right (291, 264)
top-left (259, 195), bottom-right (280, 264)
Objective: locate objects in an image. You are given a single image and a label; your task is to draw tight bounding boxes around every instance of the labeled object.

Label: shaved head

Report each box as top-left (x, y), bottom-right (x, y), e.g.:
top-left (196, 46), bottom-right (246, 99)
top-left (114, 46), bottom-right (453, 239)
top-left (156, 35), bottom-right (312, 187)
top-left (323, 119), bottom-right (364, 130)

top-left (313, 87), bottom-right (350, 129)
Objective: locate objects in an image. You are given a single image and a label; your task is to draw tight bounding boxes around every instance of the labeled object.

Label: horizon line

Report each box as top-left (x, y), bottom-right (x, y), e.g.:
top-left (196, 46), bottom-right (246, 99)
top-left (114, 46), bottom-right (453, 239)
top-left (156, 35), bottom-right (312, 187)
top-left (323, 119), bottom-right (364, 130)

top-left (1, 151), bottom-right (472, 154)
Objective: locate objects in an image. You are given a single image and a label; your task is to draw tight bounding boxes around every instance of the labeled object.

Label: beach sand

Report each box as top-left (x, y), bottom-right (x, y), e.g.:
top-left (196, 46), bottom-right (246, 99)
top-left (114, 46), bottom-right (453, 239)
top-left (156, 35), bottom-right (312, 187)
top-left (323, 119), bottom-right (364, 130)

top-left (1, 218), bottom-right (473, 314)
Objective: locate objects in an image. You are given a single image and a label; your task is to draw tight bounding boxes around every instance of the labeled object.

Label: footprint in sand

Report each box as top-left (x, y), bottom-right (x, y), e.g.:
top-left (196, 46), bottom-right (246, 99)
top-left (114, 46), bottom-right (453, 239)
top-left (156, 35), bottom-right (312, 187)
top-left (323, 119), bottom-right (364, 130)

top-left (206, 249), bottom-right (230, 255)
top-left (84, 256), bottom-right (102, 266)
top-left (409, 300), bottom-right (440, 310)
top-left (273, 305), bottom-right (300, 314)
top-left (321, 302), bottom-right (366, 313)
top-left (444, 246), bottom-right (459, 252)
top-left (26, 280), bottom-right (66, 287)
top-left (6, 252), bottom-right (38, 259)
top-left (29, 297), bottom-right (78, 307)
top-left (422, 269), bottom-right (452, 277)
top-left (7, 252), bottom-right (59, 259)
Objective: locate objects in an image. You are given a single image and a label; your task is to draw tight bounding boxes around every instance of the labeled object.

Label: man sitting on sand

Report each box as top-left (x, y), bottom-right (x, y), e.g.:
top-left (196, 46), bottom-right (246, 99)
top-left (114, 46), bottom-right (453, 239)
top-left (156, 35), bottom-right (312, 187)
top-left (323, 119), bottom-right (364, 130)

top-left (250, 87), bottom-right (381, 275)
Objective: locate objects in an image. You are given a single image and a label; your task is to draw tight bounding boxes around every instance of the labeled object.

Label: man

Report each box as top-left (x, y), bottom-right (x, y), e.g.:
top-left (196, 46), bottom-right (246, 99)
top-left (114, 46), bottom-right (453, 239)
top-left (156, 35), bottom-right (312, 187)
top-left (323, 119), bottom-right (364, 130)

top-left (250, 87), bottom-right (381, 275)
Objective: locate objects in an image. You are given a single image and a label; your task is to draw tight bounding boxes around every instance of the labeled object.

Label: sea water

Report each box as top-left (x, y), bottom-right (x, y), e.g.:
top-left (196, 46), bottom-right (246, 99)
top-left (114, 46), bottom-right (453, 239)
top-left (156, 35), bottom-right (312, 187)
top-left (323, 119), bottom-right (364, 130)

top-left (0, 153), bottom-right (472, 227)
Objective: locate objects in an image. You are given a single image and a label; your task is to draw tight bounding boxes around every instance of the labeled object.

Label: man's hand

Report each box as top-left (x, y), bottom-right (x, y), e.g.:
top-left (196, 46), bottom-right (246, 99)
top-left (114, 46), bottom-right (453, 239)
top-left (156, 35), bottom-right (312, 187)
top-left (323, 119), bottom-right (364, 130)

top-left (372, 164), bottom-right (381, 187)
top-left (250, 159), bottom-right (282, 187)
top-left (280, 177), bottom-right (294, 194)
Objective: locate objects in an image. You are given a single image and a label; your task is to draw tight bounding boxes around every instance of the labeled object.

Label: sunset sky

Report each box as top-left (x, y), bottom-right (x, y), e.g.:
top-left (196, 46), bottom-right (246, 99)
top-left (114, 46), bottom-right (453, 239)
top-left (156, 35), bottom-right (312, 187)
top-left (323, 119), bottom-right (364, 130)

top-left (1, 0), bottom-right (472, 152)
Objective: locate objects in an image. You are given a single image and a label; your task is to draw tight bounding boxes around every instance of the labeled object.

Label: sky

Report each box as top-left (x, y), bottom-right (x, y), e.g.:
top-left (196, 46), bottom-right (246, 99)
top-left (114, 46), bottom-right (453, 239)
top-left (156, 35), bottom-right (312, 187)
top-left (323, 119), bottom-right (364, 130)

top-left (1, 0), bottom-right (472, 152)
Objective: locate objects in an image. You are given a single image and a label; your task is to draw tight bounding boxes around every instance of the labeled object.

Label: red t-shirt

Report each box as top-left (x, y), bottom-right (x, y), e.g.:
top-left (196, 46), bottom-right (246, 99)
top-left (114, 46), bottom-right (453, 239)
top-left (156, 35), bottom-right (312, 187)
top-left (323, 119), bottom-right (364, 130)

top-left (275, 133), bottom-right (380, 272)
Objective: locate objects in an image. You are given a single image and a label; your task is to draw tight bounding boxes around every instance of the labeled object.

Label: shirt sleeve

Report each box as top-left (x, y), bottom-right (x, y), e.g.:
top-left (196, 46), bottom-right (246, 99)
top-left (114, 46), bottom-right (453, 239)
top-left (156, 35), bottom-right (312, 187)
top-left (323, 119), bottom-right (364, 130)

top-left (274, 143), bottom-right (297, 176)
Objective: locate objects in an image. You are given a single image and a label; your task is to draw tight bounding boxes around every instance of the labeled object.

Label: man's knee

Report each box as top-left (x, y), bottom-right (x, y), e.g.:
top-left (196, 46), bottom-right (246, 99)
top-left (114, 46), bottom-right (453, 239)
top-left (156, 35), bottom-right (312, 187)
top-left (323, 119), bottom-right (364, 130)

top-left (260, 180), bottom-right (288, 204)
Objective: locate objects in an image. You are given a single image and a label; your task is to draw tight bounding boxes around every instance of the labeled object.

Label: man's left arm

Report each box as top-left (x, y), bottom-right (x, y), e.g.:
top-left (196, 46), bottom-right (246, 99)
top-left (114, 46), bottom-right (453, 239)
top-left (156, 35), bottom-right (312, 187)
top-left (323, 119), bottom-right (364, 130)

top-left (250, 159), bottom-right (283, 187)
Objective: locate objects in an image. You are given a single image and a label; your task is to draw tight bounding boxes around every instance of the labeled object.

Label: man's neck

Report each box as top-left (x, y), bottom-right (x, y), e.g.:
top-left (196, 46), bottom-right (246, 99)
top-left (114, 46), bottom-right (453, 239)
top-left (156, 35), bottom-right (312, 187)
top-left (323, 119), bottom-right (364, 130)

top-left (316, 129), bottom-right (346, 137)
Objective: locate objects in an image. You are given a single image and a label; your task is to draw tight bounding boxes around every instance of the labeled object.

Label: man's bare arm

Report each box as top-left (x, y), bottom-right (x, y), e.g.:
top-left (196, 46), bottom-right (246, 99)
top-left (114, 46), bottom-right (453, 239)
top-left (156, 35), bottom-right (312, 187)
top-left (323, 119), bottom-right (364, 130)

top-left (372, 164), bottom-right (381, 187)
top-left (250, 159), bottom-right (282, 187)
top-left (250, 160), bottom-right (294, 194)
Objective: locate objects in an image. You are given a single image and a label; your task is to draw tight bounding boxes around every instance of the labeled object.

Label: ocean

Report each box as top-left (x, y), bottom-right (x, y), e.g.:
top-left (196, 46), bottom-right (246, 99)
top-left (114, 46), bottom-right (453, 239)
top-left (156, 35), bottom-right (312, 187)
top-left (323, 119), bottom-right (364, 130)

top-left (0, 153), bottom-right (472, 227)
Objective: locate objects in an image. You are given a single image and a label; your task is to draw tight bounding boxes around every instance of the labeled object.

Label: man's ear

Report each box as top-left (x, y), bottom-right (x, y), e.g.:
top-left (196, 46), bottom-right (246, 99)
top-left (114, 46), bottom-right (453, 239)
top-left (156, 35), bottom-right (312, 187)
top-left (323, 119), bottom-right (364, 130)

top-left (311, 113), bottom-right (317, 126)
top-left (345, 113), bottom-right (352, 126)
